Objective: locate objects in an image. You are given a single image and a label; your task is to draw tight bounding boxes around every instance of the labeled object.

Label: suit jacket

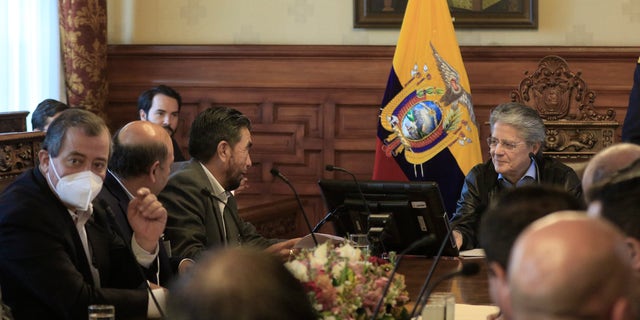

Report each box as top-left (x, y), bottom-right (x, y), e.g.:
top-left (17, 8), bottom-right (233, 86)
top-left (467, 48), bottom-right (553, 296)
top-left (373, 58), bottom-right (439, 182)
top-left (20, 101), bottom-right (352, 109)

top-left (93, 171), bottom-right (176, 285)
top-left (159, 160), bottom-right (278, 260)
top-left (622, 59), bottom-right (640, 144)
top-left (0, 168), bottom-right (148, 320)
top-left (450, 155), bottom-right (583, 250)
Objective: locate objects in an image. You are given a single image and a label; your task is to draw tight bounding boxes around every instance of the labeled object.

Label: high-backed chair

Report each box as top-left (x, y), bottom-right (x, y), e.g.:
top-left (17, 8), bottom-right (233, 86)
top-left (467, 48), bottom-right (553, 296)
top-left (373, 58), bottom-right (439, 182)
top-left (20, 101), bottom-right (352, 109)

top-left (0, 131), bottom-right (45, 192)
top-left (510, 55), bottom-right (619, 176)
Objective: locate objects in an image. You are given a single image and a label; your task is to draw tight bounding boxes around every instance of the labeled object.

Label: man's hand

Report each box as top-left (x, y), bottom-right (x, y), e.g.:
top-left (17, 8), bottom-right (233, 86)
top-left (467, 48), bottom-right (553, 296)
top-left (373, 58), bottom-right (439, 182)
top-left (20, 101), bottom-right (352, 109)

top-left (265, 238), bottom-right (301, 262)
top-left (128, 187), bottom-right (167, 252)
top-left (453, 230), bottom-right (463, 249)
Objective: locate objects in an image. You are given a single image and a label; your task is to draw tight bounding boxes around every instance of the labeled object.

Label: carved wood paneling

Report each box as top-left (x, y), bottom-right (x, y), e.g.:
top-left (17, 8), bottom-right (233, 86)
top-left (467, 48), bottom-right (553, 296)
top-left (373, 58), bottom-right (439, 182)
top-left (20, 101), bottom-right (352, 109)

top-left (0, 131), bottom-right (46, 191)
top-left (107, 45), bottom-right (639, 236)
top-left (510, 55), bottom-right (619, 161)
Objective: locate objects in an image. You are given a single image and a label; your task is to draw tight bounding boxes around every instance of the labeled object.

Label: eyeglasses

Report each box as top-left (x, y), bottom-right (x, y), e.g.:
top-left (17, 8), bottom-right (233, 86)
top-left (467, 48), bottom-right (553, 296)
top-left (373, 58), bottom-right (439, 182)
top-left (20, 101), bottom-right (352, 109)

top-left (486, 137), bottom-right (526, 151)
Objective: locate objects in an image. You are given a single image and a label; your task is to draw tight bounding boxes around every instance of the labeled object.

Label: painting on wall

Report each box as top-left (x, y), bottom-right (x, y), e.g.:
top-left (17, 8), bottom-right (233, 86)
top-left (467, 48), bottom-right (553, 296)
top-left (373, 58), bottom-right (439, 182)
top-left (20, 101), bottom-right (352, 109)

top-left (354, 0), bottom-right (538, 29)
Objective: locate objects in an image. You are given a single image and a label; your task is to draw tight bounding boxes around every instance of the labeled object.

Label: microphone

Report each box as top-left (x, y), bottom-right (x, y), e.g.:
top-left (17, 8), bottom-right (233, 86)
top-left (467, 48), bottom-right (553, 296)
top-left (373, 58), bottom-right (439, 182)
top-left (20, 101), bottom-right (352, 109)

top-left (270, 168), bottom-right (318, 246)
top-left (370, 234), bottom-right (437, 320)
top-left (409, 219), bottom-right (461, 319)
top-left (325, 165), bottom-right (372, 217)
top-left (412, 262), bottom-right (480, 318)
top-left (529, 152), bottom-right (540, 183)
top-left (99, 199), bottom-right (166, 319)
top-left (312, 205), bottom-right (344, 233)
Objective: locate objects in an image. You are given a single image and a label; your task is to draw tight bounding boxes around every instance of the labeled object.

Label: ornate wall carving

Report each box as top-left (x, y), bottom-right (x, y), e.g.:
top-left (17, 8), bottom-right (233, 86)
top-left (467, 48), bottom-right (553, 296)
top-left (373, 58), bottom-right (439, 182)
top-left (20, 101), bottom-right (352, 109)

top-left (0, 132), bottom-right (45, 191)
top-left (511, 55), bottom-right (619, 161)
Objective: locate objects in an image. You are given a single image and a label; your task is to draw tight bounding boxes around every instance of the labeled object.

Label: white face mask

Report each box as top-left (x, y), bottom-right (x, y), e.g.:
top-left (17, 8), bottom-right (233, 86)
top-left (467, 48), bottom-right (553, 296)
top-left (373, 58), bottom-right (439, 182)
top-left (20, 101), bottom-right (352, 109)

top-left (48, 158), bottom-right (103, 211)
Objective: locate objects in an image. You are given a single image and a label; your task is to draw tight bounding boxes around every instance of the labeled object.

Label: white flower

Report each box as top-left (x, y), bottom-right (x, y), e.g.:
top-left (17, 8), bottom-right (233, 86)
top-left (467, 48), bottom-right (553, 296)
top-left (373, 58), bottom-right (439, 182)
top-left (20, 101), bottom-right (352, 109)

top-left (309, 242), bottom-right (329, 268)
top-left (336, 242), bottom-right (361, 263)
top-left (331, 260), bottom-right (346, 279)
top-left (285, 259), bottom-right (309, 282)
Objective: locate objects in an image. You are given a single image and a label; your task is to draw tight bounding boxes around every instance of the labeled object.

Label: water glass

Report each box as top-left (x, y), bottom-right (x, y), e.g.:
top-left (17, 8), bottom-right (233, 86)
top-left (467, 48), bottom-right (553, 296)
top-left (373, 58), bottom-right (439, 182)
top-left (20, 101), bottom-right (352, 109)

top-left (421, 292), bottom-right (455, 320)
top-left (349, 233), bottom-right (370, 255)
top-left (88, 304), bottom-right (115, 320)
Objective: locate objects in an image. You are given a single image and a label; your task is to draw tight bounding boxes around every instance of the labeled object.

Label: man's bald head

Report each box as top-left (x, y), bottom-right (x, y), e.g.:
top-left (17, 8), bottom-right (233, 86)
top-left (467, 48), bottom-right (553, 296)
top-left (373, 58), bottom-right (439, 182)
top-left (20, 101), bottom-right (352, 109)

top-left (582, 143), bottom-right (640, 201)
top-left (509, 211), bottom-right (633, 320)
top-left (109, 121), bottom-right (174, 194)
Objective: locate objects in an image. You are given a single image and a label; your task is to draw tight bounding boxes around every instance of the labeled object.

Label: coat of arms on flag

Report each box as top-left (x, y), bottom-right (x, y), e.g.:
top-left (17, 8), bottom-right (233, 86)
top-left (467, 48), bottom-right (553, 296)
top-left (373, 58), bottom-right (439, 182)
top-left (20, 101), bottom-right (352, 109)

top-left (373, 0), bottom-right (482, 214)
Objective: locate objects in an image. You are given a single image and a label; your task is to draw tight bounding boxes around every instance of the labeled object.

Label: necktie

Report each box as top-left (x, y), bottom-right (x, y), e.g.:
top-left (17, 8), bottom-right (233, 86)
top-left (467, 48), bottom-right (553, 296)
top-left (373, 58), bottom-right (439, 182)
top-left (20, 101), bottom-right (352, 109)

top-left (223, 193), bottom-right (240, 246)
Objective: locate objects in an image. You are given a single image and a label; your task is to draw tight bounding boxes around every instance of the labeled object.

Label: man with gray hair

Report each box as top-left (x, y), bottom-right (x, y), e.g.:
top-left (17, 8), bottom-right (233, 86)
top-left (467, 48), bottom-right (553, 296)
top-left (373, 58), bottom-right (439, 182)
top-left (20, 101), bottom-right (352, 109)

top-left (451, 102), bottom-right (582, 249)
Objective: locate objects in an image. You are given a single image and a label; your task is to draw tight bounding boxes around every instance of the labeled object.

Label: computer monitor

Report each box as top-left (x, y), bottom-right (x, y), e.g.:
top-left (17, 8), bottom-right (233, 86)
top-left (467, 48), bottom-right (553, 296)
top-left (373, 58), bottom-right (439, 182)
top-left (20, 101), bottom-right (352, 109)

top-left (318, 179), bottom-right (458, 257)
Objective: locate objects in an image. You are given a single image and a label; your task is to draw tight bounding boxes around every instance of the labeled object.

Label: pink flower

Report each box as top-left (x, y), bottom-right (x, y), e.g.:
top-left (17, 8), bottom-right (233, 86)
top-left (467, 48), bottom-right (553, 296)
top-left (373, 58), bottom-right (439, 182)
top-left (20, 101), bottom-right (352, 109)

top-left (285, 241), bottom-right (410, 319)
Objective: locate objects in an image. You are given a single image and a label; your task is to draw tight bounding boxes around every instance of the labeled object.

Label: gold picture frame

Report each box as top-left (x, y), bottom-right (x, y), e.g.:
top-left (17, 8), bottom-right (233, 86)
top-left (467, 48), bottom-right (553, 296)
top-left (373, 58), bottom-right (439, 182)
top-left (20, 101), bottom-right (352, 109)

top-left (354, 0), bottom-right (538, 29)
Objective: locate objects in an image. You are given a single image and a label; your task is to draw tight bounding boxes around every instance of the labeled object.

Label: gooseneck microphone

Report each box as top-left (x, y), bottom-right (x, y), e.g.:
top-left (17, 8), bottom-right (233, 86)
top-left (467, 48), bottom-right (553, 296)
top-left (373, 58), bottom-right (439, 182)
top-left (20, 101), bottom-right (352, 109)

top-left (412, 262), bottom-right (480, 318)
top-left (325, 165), bottom-right (372, 217)
top-left (409, 219), bottom-right (461, 319)
top-left (270, 168), bottom-right (318, 246)
top-left (370, 234), bottom-right (437, 320)
top-left (100, 199), bottom-right (166, 319)
top-left (200, 188), bottom-right (244, 245)
top-left (529, 152), bottom-right (540, 183)
top-left (312, 205), bottom-right (344, 233)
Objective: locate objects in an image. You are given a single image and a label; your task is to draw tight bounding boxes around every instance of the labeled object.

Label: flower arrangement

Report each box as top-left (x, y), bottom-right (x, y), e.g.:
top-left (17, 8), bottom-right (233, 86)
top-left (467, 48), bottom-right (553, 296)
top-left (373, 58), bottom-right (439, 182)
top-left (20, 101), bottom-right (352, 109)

top-left (285, 242), bottom-right (410, 320)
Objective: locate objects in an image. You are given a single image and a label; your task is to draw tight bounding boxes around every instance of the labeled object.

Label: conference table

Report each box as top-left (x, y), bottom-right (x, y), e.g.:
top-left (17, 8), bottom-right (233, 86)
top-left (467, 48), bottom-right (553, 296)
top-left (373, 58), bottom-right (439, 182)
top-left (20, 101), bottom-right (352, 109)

top-left (397, 255), bottom-right (492, 306)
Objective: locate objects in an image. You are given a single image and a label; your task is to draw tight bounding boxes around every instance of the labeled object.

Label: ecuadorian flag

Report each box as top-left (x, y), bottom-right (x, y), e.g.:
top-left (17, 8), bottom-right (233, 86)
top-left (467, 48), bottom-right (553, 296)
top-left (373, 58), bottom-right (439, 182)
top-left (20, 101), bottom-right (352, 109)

top-left (373, 0), bottom-right (482, 216)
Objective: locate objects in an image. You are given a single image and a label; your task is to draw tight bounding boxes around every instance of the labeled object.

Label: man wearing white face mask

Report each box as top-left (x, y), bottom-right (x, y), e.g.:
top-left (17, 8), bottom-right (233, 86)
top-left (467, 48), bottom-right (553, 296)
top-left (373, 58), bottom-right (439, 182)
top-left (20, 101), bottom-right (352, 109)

top-left (0, 109), bottom-right (168, 319)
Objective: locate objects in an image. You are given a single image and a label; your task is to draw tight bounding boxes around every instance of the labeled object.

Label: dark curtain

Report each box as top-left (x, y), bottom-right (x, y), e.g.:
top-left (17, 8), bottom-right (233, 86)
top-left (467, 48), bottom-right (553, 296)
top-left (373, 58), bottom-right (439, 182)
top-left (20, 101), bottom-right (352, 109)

top-left (58, 0), bottom-right (108, 117)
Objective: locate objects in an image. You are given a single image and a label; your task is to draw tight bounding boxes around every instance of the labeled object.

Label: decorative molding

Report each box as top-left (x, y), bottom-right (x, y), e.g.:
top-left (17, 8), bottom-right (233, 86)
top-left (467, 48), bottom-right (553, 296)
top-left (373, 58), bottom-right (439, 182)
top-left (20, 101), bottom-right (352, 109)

top-left (0, 131), bottom-right (45, 191)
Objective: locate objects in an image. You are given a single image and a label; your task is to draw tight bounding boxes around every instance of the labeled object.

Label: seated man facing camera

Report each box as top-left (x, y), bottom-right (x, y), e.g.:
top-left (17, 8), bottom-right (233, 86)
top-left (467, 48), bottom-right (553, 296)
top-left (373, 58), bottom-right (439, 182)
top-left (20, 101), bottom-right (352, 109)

top-left (0, 109), bottom-right (167, 319)
top-left (451, 102), bottom-right (582, 250)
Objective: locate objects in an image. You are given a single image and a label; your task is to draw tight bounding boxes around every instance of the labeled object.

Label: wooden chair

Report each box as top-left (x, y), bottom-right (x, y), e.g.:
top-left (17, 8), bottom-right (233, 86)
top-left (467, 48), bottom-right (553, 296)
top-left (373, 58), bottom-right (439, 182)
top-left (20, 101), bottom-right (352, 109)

top-left (510, 55), bottom-right (619, 174)
top-left (0, 131), bottom-right (45, 192)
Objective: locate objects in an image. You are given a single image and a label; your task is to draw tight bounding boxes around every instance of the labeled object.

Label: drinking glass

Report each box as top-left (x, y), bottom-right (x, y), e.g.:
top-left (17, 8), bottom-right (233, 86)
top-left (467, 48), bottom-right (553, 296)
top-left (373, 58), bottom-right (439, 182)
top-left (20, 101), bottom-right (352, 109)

top-left (430, 292), bottom-right (455, 320)
top-left (349, 233), bottom-right (370, 255)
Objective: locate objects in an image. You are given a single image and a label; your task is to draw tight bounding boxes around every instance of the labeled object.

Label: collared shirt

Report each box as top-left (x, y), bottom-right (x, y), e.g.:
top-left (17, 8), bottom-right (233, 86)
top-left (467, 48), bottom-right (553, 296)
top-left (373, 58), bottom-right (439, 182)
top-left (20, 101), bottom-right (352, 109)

top-left (498, 160), bottom-right (537, 189)
top-left (69, 206), bottom-right (101, 288)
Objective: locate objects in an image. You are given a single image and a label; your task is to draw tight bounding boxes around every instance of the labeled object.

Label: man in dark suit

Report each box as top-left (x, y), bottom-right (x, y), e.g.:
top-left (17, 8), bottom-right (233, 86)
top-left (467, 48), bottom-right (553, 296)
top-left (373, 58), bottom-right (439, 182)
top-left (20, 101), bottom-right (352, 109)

top-left (0, 109), bottom-right (167, 319)
top-left (94, 121), bottom-right (179, 285)
top-left (159, 106), bottom-right (299, 265)
top-left (622, 57), bottom-right (640, 144)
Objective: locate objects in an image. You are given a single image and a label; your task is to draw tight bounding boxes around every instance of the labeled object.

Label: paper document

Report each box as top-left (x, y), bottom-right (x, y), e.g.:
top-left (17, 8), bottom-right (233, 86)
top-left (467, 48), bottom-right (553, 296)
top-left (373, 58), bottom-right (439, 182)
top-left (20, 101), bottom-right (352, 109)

top-left (455, 304), bottom-right (499, 320)
top-left (459, 248), bottom-right (486, 258)
top-left (294, 233), bottom-right (346, 249)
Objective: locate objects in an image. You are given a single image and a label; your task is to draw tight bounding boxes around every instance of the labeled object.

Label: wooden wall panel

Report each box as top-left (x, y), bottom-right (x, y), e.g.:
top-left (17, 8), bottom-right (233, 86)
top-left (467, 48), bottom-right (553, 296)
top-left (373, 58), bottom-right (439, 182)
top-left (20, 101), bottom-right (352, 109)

top-left (107, 45), bottom-right (639, 236)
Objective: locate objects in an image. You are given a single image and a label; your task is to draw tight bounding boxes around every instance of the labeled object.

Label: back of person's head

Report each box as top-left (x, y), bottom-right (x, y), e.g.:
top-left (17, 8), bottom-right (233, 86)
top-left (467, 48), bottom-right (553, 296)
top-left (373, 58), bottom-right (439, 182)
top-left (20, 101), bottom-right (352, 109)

top-left (588, 158), bottom-right (640, 240)
top-left (43, 108), bottom-right (109, 158)
top-left (168, 247), bottom-right (316, 320)
top-left (582, 143), bottom-right (640, 201)
top-left (32, 99), bottom-right (70, 131)
top-left (109, 121), bottom-right (171, 180)
top-left (137, 84), bottom-right (182, 114)
top-left (188, 106), bottom-right (251, 163)
top-left (509, 211), bottom-right (633, 320)
top-left (479, 185), bottom-right (585, 269)
top-left (489, 102), bottom-right (546, 144)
